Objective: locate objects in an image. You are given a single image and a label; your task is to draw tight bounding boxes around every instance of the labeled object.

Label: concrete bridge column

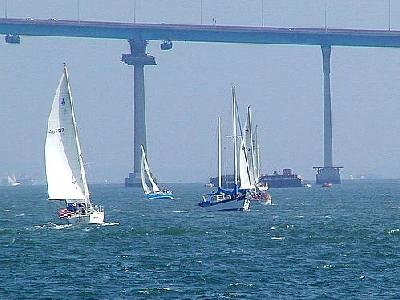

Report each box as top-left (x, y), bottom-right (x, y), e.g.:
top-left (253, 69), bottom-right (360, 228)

top-left (122, 39), bottom-right (156, 187)
top-left (313, 45), bottom-right (342, 185)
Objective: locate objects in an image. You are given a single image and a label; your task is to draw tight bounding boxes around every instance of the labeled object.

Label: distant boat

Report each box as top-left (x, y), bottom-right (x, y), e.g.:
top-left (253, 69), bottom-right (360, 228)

top-left (199, 87), bottom-right (250, 212)
top-left (45, 64), bottom-right (104, 224)
top-left (322, 182), bottom-right (332, 188)
top-left (140, 145), bottom-right (174, 200)
top-left (7, 174), bottom-right (20, 187)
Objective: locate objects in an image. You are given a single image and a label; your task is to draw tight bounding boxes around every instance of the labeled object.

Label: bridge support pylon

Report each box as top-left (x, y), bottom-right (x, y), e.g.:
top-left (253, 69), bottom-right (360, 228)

top-left (122, 39), bottom-right (156, 187)
top-left (313, 45), bottom-right (342, 185)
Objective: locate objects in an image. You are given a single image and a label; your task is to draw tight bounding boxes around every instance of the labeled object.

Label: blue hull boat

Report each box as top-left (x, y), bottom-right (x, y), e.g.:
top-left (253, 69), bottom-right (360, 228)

top-left (198, 193), bottom-right (249, 211)
top-left (140, 145), bottom-right (175, 200)
top-left (147, 192), bottom-right (175, 200)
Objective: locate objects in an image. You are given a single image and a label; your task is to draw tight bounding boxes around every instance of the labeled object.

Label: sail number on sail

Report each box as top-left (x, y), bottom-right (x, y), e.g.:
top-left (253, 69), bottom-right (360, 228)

top-left (48, 127), bottom-right (65, 134)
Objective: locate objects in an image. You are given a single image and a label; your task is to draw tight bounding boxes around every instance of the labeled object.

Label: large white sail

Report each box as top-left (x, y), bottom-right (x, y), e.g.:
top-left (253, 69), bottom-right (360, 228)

top-left (140, 146), bottom-right (151, 194)
top-left (45, 65), bottom-right (89, 202)
top-left (244, 107), bottom-right (256, 186)
top-left (140, 145), bottom-right (160, 193)
top-left (239, 137), bottom-right (253, 189)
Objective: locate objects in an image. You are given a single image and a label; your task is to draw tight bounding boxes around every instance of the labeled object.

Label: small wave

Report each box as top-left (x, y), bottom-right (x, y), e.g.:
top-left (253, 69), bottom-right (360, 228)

top-left (270, 226), bottom-right (276, 230)
top-left (323, 264), bottom-right (333, 269)
top-left (34, 223), bottom-right (72, 230)
top-left (295, 215), bottom-right (304, 218)
top-left (15, 213), bottom-right (25, 217)
top-left (172, 210), bottom-right (188, 213)
top-left (229, 282), bottom-right (254, 287)
top-left (271, 237), bottom-right (285, 240)
top-left (4, 209), bottom-right (10, 212)
top-left (100, 222), bottom-right (119, 226)
top-left (53, 224), bottom-right (73, 230)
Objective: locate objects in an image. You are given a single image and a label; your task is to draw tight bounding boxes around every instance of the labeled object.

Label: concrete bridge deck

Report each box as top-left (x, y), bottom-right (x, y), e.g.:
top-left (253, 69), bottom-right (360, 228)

top-left (0, 18), bottom-right (400, 47)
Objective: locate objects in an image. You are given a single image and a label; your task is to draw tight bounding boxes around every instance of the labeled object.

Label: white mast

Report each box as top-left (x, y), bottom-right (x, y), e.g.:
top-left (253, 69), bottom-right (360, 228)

top-left (254, 125), bottom-right (260, 180)
top-left (218, 117), bottom-right (222, 189)
top-left (232, 86), bottom-right (238, 192)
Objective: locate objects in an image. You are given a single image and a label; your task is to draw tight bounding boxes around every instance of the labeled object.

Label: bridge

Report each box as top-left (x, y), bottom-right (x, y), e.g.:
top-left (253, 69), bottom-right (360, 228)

top-left (1, 18), bottom-right (399, 185)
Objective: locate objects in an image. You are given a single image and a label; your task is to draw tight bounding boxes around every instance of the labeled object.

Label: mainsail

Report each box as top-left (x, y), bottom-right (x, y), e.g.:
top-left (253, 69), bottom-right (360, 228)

top-left (45, 64), bottom-right (89, 203)
top-left (244, 106), bottom-right (256, 186)
top-left (140, 145), bottom-right (161, 194)
top-left (239, 137), bottom-right (253, 189)
top-left (140, 147), bottom-right (151, 194)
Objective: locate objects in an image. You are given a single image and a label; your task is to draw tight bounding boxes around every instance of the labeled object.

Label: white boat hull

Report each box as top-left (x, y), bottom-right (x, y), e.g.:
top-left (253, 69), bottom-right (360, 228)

top-left (89, 211), bottom-right (105, 224)
top-left (62, 210), bottom-right (104, 225)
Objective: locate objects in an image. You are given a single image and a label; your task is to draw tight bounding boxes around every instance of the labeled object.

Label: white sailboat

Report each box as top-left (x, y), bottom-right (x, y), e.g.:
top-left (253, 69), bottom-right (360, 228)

top-left (7, 174), bottom-right (20, 186)
top-left (199, 87), bottom-right (250, 211)
top-left (140, 145), bottom-right (174, 200)
top-left (45, 64), bottom-right (104, 224)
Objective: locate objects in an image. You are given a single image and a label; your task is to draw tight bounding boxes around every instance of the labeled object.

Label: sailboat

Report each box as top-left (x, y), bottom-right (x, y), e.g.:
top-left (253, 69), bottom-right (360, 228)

top-left (199, 87), bottom-right (250, 212)
top-left (243, 107), bottom-right (272, 205)
top-left (7, 174), bottom-right (21, 186)
top-left (140, 145), bottom-right (174, 200)
top-left (45, 64), bottom-right (104, 224)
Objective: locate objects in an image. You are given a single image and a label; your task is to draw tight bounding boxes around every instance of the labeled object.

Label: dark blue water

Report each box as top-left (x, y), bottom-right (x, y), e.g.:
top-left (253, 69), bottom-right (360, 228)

top-left (1, 182), bottom-right (399, 299)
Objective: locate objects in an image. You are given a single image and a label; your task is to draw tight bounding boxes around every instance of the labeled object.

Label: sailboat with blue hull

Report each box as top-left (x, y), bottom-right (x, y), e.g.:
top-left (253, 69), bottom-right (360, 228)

top-left (199, 87), bottom-right (250, 212)
top-left (140, 145), bottom-right (174, 200)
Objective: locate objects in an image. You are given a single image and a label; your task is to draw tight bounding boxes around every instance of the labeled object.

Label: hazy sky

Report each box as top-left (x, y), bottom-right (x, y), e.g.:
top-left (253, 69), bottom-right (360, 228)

top-left (1, 0), bottom-right (400, 183)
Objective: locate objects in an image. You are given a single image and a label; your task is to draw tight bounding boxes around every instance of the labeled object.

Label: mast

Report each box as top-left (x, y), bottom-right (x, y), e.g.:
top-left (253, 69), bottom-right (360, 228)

top-left (232, 86), bottom-right (238, 193)
top-left (255, 125), bottom-right (260, 179)
top-left (218, 117), bottom-right (222, 189)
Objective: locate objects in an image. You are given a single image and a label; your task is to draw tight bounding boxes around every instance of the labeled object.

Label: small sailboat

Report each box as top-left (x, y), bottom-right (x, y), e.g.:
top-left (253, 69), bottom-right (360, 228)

top-left (322, 182), bottom-right (332, 188)
top-left (199, 87), bottom-right (250, 212)
top-left (45, 64), bottom-right (104, 224)
top-left (140, 145), bottom-right (174, 200)
top-left (7, 174), bottom-right (21, 187)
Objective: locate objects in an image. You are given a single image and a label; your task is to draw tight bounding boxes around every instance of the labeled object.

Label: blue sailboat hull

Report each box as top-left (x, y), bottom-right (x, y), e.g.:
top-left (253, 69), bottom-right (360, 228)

top-left (198, 189), bottom-right (249, 211)
top-left (147, 192), bottom-right (175, 200)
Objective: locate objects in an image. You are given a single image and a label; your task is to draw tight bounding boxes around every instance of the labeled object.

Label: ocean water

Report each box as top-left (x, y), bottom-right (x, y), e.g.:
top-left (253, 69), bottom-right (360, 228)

top-left (0, 181), bottom-right (399, 299)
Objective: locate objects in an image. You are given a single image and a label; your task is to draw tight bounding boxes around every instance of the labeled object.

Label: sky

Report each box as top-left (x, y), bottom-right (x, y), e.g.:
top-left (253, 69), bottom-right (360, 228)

top-left (1, 0), bottom-right (400, 183)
